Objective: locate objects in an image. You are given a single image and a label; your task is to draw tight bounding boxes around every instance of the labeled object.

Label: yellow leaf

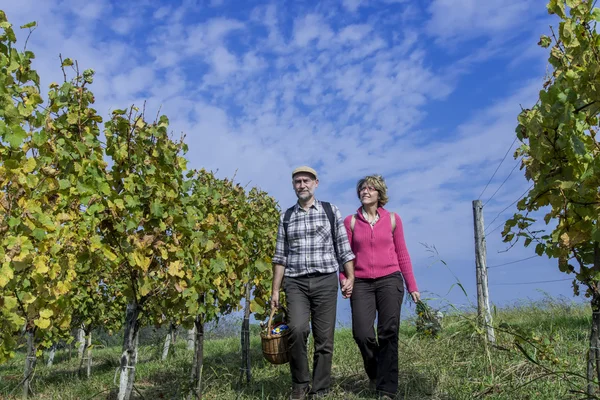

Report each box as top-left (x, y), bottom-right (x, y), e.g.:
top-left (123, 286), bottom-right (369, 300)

top-left (57, 213), bottom-right (71, 222)
top-left (34, 317), bottom-right (51, 329)
top-left (102, 247), bottom-right (117, 262)
top-left (3, 296), bottom-right (17, 310)
top-left (0, 263), bottom-right (14, 287)
top-left (22, 293), bottom-right (36, 304)
top-left (22, 157), bottom-right (36, 173)
top-left (205, 240), bottom-right (215, 252)
top-left (213, 276), bottom-right (222, 287)
top-left (133, 250), bottom-right (151, 272)
top-left (139, 282), bottom-right (151, 296)
top-left (58, 314), bottom-right (71, 329)
top-left (34, 256), bottom-right (49, 274)
top-left (167, 260), bottom-right (184, 278)
top-left (55, 281), bottom-right (70, 295)
top-left (39, 308), bottom-right (53, 318)
top-left (160, 247), bottom-right (168, 260)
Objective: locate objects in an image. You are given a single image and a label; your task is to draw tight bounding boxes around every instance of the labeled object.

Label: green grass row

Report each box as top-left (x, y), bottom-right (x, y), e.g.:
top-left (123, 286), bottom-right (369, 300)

top-left (0, 299), bottom-right (593, 399)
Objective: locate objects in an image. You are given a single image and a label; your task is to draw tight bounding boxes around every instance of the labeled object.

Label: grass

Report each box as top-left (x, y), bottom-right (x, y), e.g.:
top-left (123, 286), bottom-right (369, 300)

top-left (0, 298), bottom-right (593, 400)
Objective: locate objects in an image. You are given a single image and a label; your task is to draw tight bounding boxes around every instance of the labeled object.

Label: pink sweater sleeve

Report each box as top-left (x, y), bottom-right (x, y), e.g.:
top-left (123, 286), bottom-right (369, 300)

top-left (393, 213), bottom-right (418, 293)
top-left (339, 215), bottom-right (353, 282)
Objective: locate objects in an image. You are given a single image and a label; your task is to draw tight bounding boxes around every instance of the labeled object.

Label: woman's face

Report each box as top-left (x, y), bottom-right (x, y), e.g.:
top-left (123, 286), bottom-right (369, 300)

top-left (359, 183), bottom-right (379, 207)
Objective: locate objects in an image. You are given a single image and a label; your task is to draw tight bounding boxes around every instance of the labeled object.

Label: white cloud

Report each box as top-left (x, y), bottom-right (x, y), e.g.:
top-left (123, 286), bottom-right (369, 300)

top-left (426, 0), bottom-right (539, 42)
top-left (293, 14), bottom-right (334, 48)
top-left (206, 18), bottom-right (244, 42)
top-left (111, 66), bottom-right (156, 100)
top-left (337, 24), bottom-right (373, 43)
top-left (110, 16), bottom-right (136, 35)
top-left (210, 46), bottom-right (239, 78)
top-left (69, 0), bottom-right (110, 20)
top-left (153, 6), bottom-right (171, 20)
top-left (343, 0), bottom-right (365, 13)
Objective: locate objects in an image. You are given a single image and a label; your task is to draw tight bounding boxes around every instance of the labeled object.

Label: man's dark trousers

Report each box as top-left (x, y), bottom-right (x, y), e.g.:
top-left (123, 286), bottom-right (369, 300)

top-left (350, 271), bottom-right (405, 396)
top-left (284, 272), bottom-right (338, 394)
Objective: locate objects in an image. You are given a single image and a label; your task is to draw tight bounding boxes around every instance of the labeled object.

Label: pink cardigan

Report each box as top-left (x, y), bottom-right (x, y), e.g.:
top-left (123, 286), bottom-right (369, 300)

top-left (340, 207), bottom-right (418, 293)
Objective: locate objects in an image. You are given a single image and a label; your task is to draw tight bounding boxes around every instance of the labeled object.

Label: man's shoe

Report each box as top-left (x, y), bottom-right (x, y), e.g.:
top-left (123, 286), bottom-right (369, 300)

top-left (308, 389), bottom-right (330, 398)
top-left (378, 392), bottom-right (394, 399)
top-left (290, 386), bottom-right (309, 400)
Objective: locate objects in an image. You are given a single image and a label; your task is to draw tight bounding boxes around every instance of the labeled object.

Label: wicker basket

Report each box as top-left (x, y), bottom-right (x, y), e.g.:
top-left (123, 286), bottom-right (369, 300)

top-left (260, 308), bottom-right (290, 365)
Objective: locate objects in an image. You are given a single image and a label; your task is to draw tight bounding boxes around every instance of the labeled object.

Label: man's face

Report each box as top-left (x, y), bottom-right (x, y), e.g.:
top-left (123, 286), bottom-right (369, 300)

top-left (292, 173), bottom-right (318, 201)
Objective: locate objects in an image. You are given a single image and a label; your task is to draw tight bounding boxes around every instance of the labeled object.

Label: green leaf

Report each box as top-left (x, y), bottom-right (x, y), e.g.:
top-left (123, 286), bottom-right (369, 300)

top-left (58, 179), bottom-right (71, 190)
top-left (535, 243), bottom-right (545, 256)
top-left (559, 181), bottom-right (576, 189)
top-left (581, 165), bottom-right (595, 181)
top-left (538, 35), bottom-right (552, 48)
top-left (31, 228), bottom-right (45, 240)
top-left (592, 8), bottom-right (600, 22)
top-left (82, 69), bottom-right (94, 84)
top-left (8, 217), bottom-right (20, 228)
top-left (25, 174), bottom-right (38, 188)
top-left (19, 21), bottom-right (36, 29)
top-left (593, 227), bottom-right (600, 243)
top-left (571, 136), bottom-right (586, 156)
top-left (249, 299), bottom-right (265, 314)
top-left (61, 58), bottom-right (74, 67)
top-left (547, 0), bottom-right (566, 18)
top-left (150, 201), bottom-right (164, 217)
top-left (4, 125), bottom-right (27, 148)
top-left (32, 130), bottom-right (48, 146)
top-left (22, 157), bottom-right (36, 173)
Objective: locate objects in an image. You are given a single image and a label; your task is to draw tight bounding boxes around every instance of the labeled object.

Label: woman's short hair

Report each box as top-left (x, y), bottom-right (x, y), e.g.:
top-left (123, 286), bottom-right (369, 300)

top-left (356, 174), bottom-right (389, 206)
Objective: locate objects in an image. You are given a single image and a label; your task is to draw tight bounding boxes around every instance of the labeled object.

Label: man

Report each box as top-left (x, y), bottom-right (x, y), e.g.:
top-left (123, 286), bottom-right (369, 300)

top-left (271, 166), bottom-right (355, 399)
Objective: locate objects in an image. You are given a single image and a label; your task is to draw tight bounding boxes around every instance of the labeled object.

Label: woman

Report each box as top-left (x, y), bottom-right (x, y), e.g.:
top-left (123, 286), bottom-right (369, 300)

top-left (340, 174), bottom-right (420, 399)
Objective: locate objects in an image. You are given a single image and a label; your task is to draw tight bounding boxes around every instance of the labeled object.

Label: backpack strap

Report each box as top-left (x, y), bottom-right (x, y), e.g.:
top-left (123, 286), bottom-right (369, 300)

top-left (282, 206), bottom-right (295, 257)
top-left (320, 202), bottom-right (339, 259)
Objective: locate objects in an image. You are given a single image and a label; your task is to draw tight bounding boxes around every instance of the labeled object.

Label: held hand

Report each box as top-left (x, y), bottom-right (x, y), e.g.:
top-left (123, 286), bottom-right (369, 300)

top-left (410, 291), bottom-right (421, 303)
top-left (341, 277), bottom-right (354, 299)
top-left (271, 291), bottom-right (280, 310)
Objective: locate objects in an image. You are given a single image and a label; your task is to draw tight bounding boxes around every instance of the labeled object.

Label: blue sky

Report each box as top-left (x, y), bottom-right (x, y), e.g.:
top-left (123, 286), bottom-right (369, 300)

top-left (3, 0), bottom-right (584, 322)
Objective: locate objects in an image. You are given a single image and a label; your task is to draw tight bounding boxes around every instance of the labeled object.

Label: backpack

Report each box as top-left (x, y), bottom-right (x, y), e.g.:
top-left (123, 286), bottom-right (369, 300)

top-left (350, 211), bottom-right (396, 233)
top-left (282, 201), bottom-right (338, 259)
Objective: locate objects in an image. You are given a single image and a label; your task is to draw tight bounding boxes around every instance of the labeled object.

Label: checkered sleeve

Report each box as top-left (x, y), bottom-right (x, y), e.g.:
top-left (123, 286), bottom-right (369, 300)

top-left (332, 204), bottom-right (355, 265)
top-left (271, 212), bottom-right (287, 266)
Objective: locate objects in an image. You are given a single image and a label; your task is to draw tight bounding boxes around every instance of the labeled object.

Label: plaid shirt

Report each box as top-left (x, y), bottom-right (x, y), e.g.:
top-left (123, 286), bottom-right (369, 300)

top-left (272, 199), bottom-right (355, 277)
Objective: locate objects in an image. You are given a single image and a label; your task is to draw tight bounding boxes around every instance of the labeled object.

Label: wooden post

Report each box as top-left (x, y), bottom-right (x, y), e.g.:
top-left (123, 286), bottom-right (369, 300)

top-left (23, 330), bottom-right (36, 399)
top-left (239, 283), bottom-right (252, 386)
top-left (77, 326), bottom-right (86, 359)
top-left (86, 332), bottom-right (92, 378)
top-left (187, 326), bottom-right (196, 351)
top-left (472, 200), bottom-right (495, 344)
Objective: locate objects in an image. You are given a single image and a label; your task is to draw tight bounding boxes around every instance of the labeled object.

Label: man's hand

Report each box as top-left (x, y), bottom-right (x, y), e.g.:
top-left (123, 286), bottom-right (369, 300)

top-left (410, 291), bottom-right (421, 303)
top-left (271, 264), bottom-right (284, 310)
top-left (271, 291), bottom-right (280, 310)
top-left (341, 260), bottom-right (355, 299)
top-left (341, 277), bottom-right (354, 299)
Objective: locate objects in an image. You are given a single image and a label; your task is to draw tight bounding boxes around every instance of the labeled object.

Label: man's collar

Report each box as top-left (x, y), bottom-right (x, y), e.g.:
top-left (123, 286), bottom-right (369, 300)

top-left (295, 198), bottom-right (320, 212)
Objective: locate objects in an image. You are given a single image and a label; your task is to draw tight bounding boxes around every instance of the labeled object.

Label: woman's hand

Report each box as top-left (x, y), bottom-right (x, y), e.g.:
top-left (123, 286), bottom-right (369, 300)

top-left (410, 291), bottom-right (421, 303)
top-left (341, 277), bottom-right (354, 299)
